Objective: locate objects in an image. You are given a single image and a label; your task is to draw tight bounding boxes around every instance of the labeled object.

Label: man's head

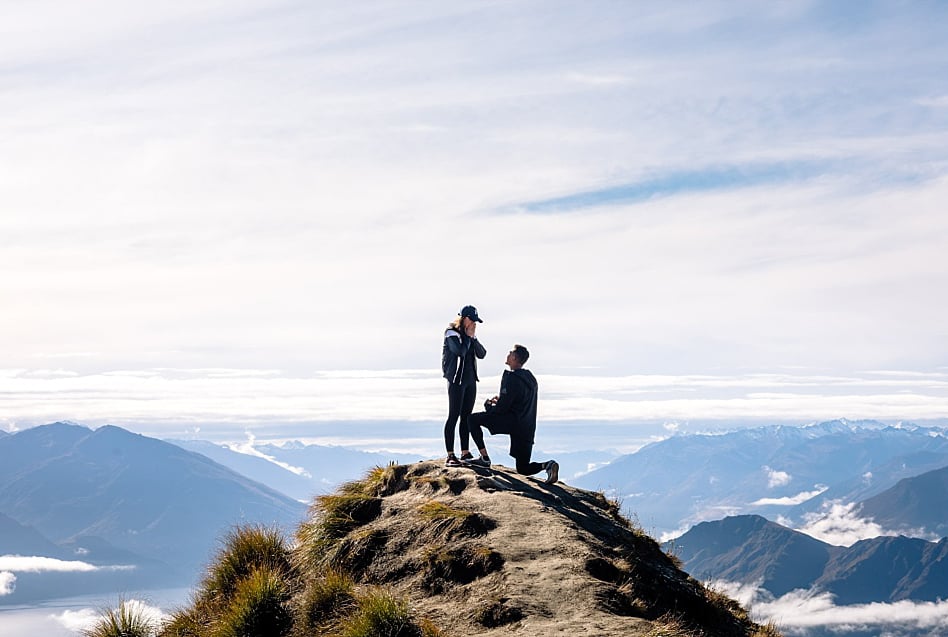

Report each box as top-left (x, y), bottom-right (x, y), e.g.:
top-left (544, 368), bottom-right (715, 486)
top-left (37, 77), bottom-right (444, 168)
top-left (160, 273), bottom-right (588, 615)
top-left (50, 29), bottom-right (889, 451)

top-left (505, 344), bottom-right (529, 370)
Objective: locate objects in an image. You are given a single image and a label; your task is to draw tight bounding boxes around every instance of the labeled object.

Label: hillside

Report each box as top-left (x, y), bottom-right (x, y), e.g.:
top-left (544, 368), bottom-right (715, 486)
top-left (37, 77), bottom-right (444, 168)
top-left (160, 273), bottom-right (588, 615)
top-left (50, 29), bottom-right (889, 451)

top-left (856, 464), bottom-right (948, 537)
top-left (669, 515), bottom-right (948, 605)
top-left (0, 423), bottom-right (307, 603)
top-left (666, 515), bottom-right (840, 597)
top-left (157, 461), bottom-right (778, 637)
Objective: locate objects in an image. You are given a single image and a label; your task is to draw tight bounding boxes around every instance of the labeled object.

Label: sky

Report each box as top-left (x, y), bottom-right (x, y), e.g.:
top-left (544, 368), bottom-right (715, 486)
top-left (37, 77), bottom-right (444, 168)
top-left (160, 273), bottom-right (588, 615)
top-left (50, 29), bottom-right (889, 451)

top-left (2, 1), bottom-right (948, 443)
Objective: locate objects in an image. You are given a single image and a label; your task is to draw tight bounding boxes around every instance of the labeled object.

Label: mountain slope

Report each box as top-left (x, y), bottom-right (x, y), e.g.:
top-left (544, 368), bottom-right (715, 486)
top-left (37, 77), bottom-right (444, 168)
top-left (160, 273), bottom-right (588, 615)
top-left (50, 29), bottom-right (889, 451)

top-left (0, 511), bottom-right (66, 558)
top-left (856, 464), bottom-right (948, 537)
top-left (667, 515), bottom-right (840, 596)
top-left (0, 424), bottom-right (306, 571)
top-left (669, 516), bottom-right (948, 604)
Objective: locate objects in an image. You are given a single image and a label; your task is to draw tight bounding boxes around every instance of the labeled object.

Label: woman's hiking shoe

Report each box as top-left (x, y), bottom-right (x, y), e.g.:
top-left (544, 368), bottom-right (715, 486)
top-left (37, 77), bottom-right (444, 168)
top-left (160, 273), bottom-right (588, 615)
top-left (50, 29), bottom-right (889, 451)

top-left (545, 460), bottom-right (559, 484)
top-left (445, 455), bottom-right (463, 468)
top-left (468, 455), bottom-right (491, 468)
top-left (459, 452), bottom-right (475, 463)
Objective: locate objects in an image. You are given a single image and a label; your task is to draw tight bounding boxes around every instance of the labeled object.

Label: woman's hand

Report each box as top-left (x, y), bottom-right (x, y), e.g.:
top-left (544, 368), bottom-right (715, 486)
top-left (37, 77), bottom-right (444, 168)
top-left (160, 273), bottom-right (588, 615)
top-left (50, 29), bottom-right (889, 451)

top-left (464, 318), bottom-right (477, 337)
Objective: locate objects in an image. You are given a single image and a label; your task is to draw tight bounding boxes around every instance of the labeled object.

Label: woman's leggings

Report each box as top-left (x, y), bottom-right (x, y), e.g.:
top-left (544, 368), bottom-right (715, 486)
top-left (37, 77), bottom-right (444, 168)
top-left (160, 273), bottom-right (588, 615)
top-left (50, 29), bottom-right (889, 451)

top-left (444, 381), bottom-right (477, 453)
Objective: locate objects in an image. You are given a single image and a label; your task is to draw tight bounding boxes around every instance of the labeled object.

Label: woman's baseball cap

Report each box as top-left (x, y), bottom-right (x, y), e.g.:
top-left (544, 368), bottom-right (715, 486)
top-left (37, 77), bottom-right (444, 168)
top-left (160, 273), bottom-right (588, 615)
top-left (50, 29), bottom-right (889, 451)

top-left (459, 305), bottom-right (483, 323)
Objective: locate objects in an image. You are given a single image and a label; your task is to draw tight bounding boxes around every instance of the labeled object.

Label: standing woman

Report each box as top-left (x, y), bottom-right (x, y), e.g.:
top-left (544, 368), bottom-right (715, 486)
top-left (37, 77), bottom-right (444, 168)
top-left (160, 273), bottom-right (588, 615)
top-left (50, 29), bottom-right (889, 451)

top-left (442, 305), bottom-right (487, 467)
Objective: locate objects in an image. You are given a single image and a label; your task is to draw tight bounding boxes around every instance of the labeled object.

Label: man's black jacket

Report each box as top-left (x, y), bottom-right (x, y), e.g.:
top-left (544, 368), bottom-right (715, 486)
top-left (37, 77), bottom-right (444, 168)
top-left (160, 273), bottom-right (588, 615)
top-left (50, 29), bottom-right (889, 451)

top-left (486, 368), bottom-right (538, 444)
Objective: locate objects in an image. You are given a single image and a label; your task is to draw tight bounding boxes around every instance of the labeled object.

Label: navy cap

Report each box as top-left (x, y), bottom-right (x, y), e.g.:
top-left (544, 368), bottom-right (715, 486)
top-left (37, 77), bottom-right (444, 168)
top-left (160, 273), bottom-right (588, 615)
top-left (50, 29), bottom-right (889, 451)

top-left (459, 305), bottom-right (483, 323)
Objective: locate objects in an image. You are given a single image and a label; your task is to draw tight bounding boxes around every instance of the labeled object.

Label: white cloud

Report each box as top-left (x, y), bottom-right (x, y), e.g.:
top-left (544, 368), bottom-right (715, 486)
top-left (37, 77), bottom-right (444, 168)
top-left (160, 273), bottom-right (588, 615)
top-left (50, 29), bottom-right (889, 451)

top-left (718, 583), bottom-right (948, 634)
top-left (225, 431), bottom-right (311, 477)
top-left (751, 485), bottom-right (827, 506)
top-left (52, 607), bottom-right (100, 632)
top-left (0, 571), bottom-right (15, 595)
top-left (764, 466), bottom-right (791, 488)
top-left (797, 501), bottom-right (887, 546)
top-left (0, 555), bottom-right (100, 573)
top-left (1, 368), bottom-right (947, 436)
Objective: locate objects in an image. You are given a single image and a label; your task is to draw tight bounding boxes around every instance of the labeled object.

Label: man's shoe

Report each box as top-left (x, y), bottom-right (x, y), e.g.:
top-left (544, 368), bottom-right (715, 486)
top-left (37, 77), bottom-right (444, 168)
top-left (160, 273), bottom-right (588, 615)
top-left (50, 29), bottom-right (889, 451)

top-left (445, 455), bottom-right (462, 468)
top-left (545, 460), bottom-right (559, 484)
top-left (468, 455), bottom-right (491, 468)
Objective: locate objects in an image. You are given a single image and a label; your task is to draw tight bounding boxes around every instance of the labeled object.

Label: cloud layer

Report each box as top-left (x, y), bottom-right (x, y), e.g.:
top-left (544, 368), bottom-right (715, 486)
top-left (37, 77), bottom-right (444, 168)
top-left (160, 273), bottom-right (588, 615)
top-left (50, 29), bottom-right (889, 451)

top-left (2, 368), bottom-right (946, 438)
top-left (718, 581), bottom-right (948, 636)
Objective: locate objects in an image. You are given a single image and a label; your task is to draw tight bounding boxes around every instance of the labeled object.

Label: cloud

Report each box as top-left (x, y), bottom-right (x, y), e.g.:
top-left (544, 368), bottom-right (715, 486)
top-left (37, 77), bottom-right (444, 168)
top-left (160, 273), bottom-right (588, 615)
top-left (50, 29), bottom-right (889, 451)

top-left (0, 555), bottom-right (133, 576)
top-left (751, 485), bottom-right (827, 507)
top-left (797, 501), bottom-right (887, 546)
top-left (0, 555), bottom-right (101, 573)
top-left (0, 571), bottom-right (15, 595)
top-left (764, 466), bottom-right (792, 488)
top-left (225, 431), bottom-right (311, 477)
top-left (715, 581), bottom-right (948, 635)
top-left (52, 607), bottom-right (103, 633)
top-left (2, 368), bottom-right (947, 437)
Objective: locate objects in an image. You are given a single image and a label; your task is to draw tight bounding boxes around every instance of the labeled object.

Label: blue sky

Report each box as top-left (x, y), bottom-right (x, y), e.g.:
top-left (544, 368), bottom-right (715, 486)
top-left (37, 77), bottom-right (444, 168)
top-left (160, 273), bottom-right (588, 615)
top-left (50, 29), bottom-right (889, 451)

top-left (2, 1), bottom-right (947, 440)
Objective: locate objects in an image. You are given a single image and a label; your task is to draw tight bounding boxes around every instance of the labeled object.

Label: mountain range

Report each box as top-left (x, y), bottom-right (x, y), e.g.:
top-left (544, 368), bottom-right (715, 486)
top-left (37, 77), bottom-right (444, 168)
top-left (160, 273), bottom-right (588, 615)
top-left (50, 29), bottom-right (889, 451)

top-left (668, 514), bottom-right (948, 605)
top-left (574, 419), bottom-right (948, 536)
top-left (0, 423), bottom-right (306, 603)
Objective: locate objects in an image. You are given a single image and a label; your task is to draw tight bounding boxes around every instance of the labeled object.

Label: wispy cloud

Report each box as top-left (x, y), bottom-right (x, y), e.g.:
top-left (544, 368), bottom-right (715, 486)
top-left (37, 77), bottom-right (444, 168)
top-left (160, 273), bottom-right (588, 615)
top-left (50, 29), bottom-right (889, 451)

top-left (0, 555), bottom-right (103, 573)
top-left (514, 161), bottom-right (831, 213)
top-left (225, 432), bottom-right (311, 477)
top-left (751, 486), bottom-right (827, 507)
top-left (0, 555), bottom-right (133, 598)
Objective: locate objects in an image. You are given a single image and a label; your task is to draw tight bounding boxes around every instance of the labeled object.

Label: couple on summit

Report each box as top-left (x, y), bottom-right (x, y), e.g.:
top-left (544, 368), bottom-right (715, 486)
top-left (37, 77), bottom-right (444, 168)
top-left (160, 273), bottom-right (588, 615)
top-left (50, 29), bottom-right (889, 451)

top-left (441, 305), bottom-right (559, 484)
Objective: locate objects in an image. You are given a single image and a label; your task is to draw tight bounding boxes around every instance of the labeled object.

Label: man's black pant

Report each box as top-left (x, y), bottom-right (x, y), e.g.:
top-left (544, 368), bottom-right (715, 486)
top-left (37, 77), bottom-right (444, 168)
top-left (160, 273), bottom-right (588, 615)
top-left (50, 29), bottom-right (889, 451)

top-left (468, 412), bottom-right (545, 476)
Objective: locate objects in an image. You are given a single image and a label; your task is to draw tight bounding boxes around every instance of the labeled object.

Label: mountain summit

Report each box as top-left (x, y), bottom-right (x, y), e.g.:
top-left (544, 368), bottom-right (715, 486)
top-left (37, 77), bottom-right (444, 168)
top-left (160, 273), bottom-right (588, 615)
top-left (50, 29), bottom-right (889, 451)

top-left (160, 461), bottom-right (778, 636)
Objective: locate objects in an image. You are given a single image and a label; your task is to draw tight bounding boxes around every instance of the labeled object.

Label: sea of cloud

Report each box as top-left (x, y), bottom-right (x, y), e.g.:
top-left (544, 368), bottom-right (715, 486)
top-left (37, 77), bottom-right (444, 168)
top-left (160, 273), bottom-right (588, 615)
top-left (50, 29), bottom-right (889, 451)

top-left (717, 580), bottom-right (948, 637)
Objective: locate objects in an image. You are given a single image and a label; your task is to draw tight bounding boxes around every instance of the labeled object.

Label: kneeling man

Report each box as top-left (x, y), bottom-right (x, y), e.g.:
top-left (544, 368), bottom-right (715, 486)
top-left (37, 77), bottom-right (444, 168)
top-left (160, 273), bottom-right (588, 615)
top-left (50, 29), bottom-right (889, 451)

top-left (466, 344), bottom-right (559, 484)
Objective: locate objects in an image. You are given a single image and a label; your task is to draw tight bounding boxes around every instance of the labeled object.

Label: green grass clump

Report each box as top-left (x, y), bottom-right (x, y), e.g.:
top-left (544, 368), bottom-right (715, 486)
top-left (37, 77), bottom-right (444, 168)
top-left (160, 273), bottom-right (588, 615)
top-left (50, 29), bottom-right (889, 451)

top-left (82, 599), bottom-right (159, 637)
top-left (214, 566), bottom-right (293, 637)
top-left (296, 569), bottom-right (358, 633)
top-left (337, 589), bottom-right (421, 637)
top-left (201, 525), bottom-right (294, 607)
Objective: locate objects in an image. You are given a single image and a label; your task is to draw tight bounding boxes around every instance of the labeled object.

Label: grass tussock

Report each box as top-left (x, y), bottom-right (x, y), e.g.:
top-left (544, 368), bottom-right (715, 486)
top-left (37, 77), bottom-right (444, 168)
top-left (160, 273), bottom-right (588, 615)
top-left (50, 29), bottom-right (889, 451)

top-left (336, 588), bottom-right (421, 637)
top-left (295, 487), bottom-right (382, 572)
top-left (215, 566), bottom-right (293, 637)
top-left (295, 569), bottom-right (358, 634)
top-left (82, 599), bottom-right (159, 637)
top-left (201, 525), bottom-right (295, 606)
